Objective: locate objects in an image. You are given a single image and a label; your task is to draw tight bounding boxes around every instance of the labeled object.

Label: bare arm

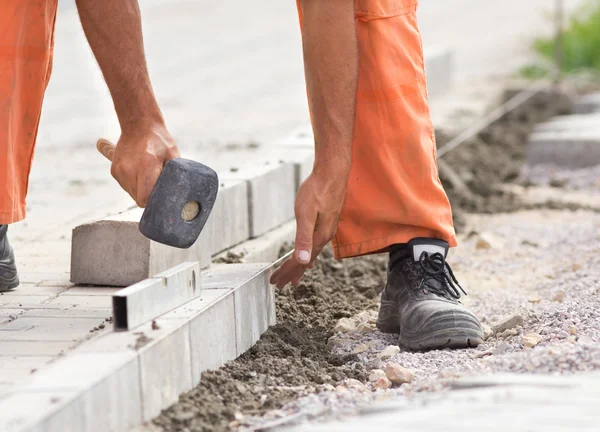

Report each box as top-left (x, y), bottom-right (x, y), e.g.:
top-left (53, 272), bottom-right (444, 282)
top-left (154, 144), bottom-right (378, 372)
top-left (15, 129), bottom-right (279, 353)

top-left (271, 0), bottom-right (358, 288)
top-left (76, 0), bottom-right (179, 206)
top-left (302, 0), bottom-right (358, 178)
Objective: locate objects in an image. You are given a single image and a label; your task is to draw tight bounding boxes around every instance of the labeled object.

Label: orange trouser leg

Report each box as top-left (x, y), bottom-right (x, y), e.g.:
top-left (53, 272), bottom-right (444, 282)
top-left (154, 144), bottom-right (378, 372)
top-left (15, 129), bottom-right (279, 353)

top-left (296, 0), bottom-right (457, 259)
top-left (0, 0), bottom-right (58, 225)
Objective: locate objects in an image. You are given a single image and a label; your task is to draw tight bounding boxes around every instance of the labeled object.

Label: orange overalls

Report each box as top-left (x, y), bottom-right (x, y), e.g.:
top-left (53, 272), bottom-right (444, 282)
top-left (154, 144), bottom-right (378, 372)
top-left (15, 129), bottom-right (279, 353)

top-left (1, 0), bottom-right (456, 259)
top-left (0, 0), bottom-right (58, 225)
top-left (296, 0), bottom-right (457, 258)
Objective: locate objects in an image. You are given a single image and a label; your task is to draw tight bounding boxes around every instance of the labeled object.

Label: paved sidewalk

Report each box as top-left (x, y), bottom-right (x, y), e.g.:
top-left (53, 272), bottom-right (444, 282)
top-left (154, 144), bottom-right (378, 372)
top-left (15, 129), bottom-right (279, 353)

top-left (280, 373), bottom-right (600, 432)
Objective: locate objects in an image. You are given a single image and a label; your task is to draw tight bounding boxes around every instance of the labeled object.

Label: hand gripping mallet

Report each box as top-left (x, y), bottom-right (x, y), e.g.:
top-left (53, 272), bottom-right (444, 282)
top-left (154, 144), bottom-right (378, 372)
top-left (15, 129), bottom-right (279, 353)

top-left (97, 139), bottom-right (218, 249)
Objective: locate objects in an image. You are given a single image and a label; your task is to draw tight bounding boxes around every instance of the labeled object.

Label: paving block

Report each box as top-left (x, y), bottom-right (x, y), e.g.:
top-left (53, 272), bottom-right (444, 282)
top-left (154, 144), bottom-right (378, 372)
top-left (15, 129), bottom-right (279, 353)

top-left (0, 340), bottom-right (73, 356)
top-left (574, 91), bottom-right (600, 114)
top-left (424, 47), bottom-right (453, 99)
top-left (113, 262), bottom-right (201, 331)
top-left (0, 295), bottom-right (52, 308)
top-left (233, 265), bottom-right (276, 354)
top-left (188, 291), bottom-right (236, 384)
top-left (0, 316), bottom-right (105, 341)
top-left (213, 220), bottom-right (295, 264)
top-left (527, 130), bottom-right (600, 168)
top-left (70, 209), bottom-right (211, 287)
top-left (19, 307), bottom-right (112, 319)
top-left (203, 263), bottom-right (269, 290)
top-left (75, 317), bottom-right (193, 423)
top-left (46, 294), bottom-right (112, 309)
top-left (197, 179), bottom-right (250, 256)
top-left (222, 162), bottom-right (296, 238)
top-left (533, 114), bottom-right (600, 133)
top-left (20, 352), bottom-right (142, 432)
top-left (137, 321), bottom-right (192, 421)
top-left (0, 391), bottom-right (84, 432)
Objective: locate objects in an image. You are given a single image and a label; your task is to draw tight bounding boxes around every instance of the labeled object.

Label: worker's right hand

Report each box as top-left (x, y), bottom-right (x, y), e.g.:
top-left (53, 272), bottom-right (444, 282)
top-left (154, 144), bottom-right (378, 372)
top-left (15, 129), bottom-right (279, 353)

top-left (110, 123), bottom-right (180, 207)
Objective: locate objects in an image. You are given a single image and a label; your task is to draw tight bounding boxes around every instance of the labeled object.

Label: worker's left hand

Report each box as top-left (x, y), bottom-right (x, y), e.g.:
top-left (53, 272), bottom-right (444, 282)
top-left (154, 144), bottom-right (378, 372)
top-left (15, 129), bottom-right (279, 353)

top-left (270, 168), bottom-right (349, 288)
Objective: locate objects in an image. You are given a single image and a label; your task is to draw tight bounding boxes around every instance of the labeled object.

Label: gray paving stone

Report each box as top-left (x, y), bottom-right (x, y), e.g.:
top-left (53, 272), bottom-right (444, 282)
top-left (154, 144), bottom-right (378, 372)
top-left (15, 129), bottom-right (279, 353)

top-left (17, 307), bottom-right (112, 319)
top-left (2, 285), bottom-right (67, 296)
top-left (188, 291), bottom-right (237, 384)
top-left (233, 267), bottom-right (276, 354)
top-left (0, 317), bottom-right (104, 342)
top-left (0, 341), bottom-right (72, 356)
top-left (70, 210), bottom-right (211, 287)
top-left (61, 287), bottom-right (122, 296)
top-left (0, 295), bottom-right (53, 308)
top-left (137, 321), bottom-right (193, 422)
top-left (0, 391), bottom-right (83, 432)
top-left (197, 179), bottom-right (250, 256)
top-left (527, 130), bottom-right (600, 168)
top-left (222, 162), bottom-right (296, 238)
top-left (203, 263), bottom-right (269, 290)
top-left (574, 92), bottom-right (600, 114)
top-left (46, 294), bottom-right (112, 309)
top-left (21, 352), bottom-right (142, 432)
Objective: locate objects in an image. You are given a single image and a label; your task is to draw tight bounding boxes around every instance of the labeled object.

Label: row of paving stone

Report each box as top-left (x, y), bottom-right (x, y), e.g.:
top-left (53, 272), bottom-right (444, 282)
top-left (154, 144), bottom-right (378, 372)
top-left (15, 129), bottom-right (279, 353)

top-left (527, 91), bottom-right (600, 168)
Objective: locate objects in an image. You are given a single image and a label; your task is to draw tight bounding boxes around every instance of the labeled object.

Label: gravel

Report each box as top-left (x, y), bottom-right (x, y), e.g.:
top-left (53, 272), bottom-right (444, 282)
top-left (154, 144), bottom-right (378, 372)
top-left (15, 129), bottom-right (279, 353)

top-left (238, 209), bottom-right (600, 430)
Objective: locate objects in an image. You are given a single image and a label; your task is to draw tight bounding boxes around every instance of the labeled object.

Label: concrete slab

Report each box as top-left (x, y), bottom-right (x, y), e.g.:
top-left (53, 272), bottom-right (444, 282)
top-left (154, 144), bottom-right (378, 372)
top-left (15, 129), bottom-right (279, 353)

top-left (197, 179), bottom-right (250, 256)
top-left (17, 308), bottom-right (112, 319)
top-left (0, 317), bottom-right (105, 341)
top-left (70, 209), bottom-right (211, 287)
top-left (574, 92), bottom-right (600, 114)
top-left (46, 294), bottom-right (112, 309)
top-left (222, 162), bottom-right (296, 238)
top-left (527, 130), bottom-right (600, 168)
top-left (188, 293), bottom-right (237, 384)
top-left (0, 341), bottom-right (73, 356)
top-left (233, 266), bottom-right (276, 354)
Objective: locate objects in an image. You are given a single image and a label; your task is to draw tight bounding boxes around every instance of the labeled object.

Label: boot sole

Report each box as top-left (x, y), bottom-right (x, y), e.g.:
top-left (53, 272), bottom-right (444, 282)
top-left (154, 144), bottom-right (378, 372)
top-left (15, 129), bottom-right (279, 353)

top-left (0, 254), bottom-right (19, 292)
top-left (400, 314), bottom-right (484, 351)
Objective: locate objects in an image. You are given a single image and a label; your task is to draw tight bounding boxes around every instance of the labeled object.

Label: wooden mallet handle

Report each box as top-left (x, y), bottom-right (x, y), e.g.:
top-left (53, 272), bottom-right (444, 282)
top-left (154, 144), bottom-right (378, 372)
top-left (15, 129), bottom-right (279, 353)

top-left (97, 138), bottom-right (116, 162)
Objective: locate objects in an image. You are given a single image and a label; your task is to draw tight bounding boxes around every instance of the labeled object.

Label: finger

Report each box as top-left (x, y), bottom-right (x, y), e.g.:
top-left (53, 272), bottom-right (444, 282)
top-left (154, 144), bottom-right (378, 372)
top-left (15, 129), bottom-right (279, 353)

top-left (308, 213), bottom-right (339, 267)
top-left (135, 165), bottom-right (162, 208)
top-left (271, 259), bottom-right (305, 289)
top-left (294, 208), bottom-right (318, 266)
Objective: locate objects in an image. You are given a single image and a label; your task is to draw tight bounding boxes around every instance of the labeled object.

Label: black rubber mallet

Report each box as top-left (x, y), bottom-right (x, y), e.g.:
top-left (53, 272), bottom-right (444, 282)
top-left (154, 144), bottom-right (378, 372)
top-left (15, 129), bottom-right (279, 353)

top-left (97, 139), bottom-right (219, 249)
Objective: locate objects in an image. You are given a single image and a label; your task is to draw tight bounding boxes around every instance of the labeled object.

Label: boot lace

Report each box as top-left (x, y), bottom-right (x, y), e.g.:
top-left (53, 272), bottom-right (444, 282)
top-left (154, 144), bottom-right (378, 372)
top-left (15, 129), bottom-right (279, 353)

top-left (394, 252), bottom-right (467, 300)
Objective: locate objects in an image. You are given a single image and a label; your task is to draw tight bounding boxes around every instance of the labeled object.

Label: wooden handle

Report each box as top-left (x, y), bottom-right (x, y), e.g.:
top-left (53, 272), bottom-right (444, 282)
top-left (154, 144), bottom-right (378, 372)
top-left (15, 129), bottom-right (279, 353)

top-left (97, 138), bottom-right (116, 162)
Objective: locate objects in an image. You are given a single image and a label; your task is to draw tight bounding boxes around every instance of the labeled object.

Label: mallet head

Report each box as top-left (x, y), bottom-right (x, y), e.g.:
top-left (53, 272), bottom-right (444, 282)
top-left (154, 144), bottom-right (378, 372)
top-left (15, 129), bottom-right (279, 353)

top-left (139, 158), bottom-right (219, 249)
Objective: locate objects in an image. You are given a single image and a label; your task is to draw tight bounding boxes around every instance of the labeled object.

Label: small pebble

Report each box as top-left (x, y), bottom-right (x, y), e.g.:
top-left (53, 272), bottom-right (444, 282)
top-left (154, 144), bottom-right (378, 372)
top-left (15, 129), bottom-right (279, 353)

top-left (352, 344), bottom-right (369, 354)
top-left (334, 318), bottom-right (357, 333)
top-left (482, 324), bottom-right (493, 340)
top-left (385, 363), bottom-right (414, 385)
top-left (372, 377), bottom-right (392, 390)
top-left (378, 345), bottom-right (400, 360)
top-left (492, 313), bottom-right (524, 334)
top-left (368, 369), bottom-right (386, 382)
top-left (493, 341), bottom-right (512, 355)
top-left (522, 333), bottom-right (542, 348)
top-left (552, 291), bottom-right (565, 303)
top-left (569, 326), bottom-right (578, 336)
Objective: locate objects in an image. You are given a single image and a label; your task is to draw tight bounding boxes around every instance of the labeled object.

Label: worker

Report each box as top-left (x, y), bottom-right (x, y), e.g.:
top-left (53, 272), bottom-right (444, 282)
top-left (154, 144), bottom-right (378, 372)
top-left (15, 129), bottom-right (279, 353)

top-left (1, 0), bottom-right (482, 351)
top-left (269, 0), bottom-right (484, 350)
top-left (0, 1), bottom-right (180, 289)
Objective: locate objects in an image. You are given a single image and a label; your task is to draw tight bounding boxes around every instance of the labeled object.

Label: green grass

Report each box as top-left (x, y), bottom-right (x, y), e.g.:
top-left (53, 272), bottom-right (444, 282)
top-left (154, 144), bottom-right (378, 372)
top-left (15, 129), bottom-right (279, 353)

top-left (520, 1), bottom-right (600, 78)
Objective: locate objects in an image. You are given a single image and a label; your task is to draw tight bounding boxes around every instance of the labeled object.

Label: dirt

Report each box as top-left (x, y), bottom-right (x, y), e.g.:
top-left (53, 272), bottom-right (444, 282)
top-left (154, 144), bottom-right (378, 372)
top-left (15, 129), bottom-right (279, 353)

top-left (152, 248), bottom-right (386, 432)
top-left (151, 85), bottom-right (576, 432)
top-left (437, 87), bottom-right (573, 231)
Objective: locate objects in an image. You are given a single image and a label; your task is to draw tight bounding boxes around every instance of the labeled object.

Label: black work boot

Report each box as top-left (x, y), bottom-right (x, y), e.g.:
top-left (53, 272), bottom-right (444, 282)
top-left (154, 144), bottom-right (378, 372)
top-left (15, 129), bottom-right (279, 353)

top-left (376, 238), bottom-right (483, 350)
top-left (0, 225), bottom-right (19, 291)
